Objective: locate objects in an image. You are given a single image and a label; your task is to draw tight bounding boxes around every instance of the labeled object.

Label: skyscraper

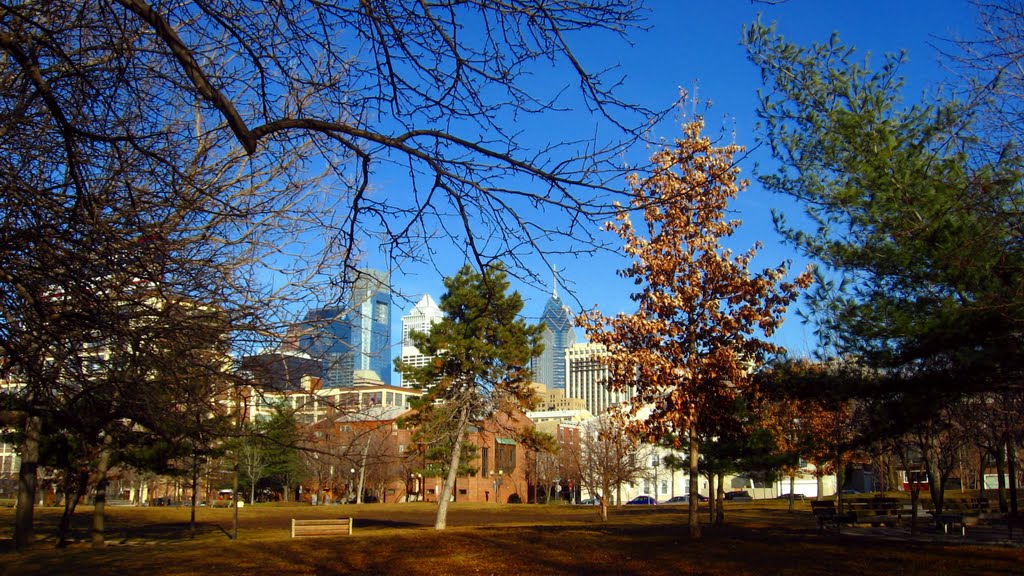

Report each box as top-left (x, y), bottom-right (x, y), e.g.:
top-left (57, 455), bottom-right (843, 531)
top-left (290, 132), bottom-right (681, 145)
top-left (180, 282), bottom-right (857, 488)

top-left (565, 342), bottom-right (633, 416)
top-left (399, 294), bottom-right (444, 387)
top-left (533, 272), bottom-right (575, 390)
top-left (300, 268), bottom-right (392, 387)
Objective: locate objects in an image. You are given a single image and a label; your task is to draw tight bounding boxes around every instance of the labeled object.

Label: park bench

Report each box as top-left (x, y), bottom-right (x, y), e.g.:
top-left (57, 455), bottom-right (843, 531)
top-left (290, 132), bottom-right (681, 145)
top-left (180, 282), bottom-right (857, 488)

top-left (811, 500), bottom-right (856, 531)
top-left (290, 518), bottom-right (354, 538)
top-left (928, 498), bottom-right (993, 536)
top-left (843, 496), bottom-right (903, 527)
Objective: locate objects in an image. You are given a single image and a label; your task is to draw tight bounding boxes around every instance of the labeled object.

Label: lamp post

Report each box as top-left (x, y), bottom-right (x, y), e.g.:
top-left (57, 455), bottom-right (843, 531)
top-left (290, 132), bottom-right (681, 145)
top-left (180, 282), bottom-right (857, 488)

top-left (410, 473), bottom-right (422, 502)
top-left (494, 469), bottom-right (504, 504)
top-left (652, 454), bottom-right (660, 502)
top-left (349, 468), bottom-right (356, 503)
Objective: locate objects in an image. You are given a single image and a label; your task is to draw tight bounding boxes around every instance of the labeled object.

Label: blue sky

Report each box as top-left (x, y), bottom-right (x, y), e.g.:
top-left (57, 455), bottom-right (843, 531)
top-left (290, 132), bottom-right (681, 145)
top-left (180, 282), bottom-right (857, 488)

top-left (365, 0), bottom-right (980, 369)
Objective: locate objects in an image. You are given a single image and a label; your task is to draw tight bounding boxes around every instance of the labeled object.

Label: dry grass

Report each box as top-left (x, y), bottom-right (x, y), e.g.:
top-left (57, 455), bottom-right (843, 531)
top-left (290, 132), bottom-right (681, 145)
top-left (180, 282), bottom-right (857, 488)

top-left (0, 501), bottom-right (1021, 575)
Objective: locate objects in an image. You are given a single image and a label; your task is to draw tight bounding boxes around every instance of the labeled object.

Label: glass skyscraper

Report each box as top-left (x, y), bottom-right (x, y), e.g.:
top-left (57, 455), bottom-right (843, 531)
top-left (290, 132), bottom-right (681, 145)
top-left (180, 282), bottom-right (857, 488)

top-left (300, 268), bottom-right (392, 387)
top-left (534, 280), bottom-right (575, 390)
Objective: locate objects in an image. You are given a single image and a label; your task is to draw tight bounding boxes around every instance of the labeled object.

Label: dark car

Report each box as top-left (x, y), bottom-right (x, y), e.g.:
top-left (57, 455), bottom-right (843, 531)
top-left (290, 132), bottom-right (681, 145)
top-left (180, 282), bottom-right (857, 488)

top-left (626, 495), bottom-right (657, 505)
top-left (663, 494), bottom-right (708, 504)
top-left (776, 493), bottom-right (806, 501)
top-left (724, 490), bottom-right (752, 501)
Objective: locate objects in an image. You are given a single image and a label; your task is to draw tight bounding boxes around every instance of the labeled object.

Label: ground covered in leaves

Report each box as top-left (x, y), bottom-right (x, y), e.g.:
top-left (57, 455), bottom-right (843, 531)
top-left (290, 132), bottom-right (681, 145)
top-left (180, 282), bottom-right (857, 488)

top-left (1, 501), bottom-right (1020, 575)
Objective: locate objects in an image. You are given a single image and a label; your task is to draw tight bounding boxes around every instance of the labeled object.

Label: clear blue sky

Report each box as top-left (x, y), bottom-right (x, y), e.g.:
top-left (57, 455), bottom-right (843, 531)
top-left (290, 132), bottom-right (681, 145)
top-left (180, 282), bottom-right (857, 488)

top-left (366, 0), bottom-right (979, 372)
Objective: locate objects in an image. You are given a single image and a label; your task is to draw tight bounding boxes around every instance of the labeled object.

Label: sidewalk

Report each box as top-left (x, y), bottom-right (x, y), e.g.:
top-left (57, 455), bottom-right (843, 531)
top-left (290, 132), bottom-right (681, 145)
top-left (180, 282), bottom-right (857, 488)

top-left (833, 521), bottom-right (1024, 548)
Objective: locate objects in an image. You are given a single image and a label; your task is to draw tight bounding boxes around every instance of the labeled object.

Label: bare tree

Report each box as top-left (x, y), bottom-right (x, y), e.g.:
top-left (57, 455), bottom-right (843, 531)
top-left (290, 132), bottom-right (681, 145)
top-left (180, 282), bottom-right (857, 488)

top-left (566, 415), bottom-right (650, 521)
top-left (1, 1), bottom-right (664, 284)
top-left (2, 0), bottom-right (665, 548)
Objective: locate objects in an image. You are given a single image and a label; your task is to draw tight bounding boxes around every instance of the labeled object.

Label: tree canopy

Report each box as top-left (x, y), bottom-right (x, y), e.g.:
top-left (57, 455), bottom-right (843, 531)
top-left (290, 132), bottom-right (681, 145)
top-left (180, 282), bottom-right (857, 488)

top-left (744, 19), bottom-right (1024, 401)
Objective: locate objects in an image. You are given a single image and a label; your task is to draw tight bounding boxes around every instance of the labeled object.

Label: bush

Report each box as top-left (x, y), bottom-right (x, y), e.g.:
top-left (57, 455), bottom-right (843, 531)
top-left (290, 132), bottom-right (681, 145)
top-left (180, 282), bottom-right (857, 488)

top-left (506, 493), bottom-right (522, 504)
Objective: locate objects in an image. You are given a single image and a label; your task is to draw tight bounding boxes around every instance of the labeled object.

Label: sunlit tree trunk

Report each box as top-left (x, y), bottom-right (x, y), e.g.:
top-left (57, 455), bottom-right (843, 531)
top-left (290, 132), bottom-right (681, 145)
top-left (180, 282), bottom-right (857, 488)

top-left (435, 406), bottom-right (469, 530)
top-left (688, 426), bottom-right (701, 539)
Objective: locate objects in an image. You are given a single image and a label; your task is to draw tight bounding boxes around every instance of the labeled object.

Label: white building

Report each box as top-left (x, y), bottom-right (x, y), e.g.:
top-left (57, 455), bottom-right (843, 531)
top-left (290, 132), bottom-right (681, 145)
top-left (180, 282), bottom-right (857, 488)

top-left (399, 294), bottom-right (443, 387)
top-left (248, 371), bottom-right (421, 425)
top-left (565, 342), bottom-right (634, 417)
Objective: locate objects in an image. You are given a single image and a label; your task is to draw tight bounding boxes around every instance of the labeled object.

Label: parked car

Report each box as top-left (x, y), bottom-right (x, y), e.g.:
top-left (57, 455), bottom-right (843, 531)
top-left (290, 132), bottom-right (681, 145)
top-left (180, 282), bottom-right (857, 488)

top-left (723, 490), bottom-right (752, 501)
top-left (577, 497), bottom-right (601, 506)
top-left (775, 493), bottom-right (806, 501)
top-left (626, 495), bottom-right (657, 505)
top-left (663, 494), bottom-right (708, 504)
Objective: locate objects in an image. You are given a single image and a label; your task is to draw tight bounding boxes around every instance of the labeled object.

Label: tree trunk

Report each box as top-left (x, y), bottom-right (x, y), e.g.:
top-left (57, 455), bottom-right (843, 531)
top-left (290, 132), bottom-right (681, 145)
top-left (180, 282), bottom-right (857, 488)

top-left (687, 430), bottom-right (701, 539)
top-left (357, 434), bottom-right (371, 504)
top-left (435, 406), bottom-right (469, 530)
top-left (979, 450), bottom-right (987, 499)
top-left (1007, 438), bottom-right (1018, 517)
top-left (996, 440), bottom-right (1008, 512)
top-left (924, 449), bottom-right (944, 515)
top-left (190, 453), bottom-right (199, 533)
top-left (707, 473), bottom-right (715, 524)
top-left (788, 474), bottom-right (796, 513)
top-left (231, 464), bottom-right (240, 540)
top-left (91, 433), bottom-right (113, 548)
top-left (715, 472), bottom-right (725, 527)
top-left (57, 470), bottom-right (87, 548)
top-left (15, 414), bottom-right (41, 551)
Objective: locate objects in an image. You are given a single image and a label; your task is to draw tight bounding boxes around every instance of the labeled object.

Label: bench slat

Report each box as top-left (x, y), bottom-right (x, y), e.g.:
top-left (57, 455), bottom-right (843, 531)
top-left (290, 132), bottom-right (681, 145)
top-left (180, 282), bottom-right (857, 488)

top-left (291, 518), bottom-right (353, 537)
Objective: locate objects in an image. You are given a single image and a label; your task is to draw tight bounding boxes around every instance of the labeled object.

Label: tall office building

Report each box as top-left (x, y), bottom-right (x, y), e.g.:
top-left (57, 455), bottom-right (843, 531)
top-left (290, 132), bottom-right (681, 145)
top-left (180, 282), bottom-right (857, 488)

top-left (300, 268), bottom-right (392, 387)
top-left (399, 294), bottom-right (444, 387)
top-left (533, 277), bottom-right (575, 390)
top-left (565, 342), bottom-right (633, 416)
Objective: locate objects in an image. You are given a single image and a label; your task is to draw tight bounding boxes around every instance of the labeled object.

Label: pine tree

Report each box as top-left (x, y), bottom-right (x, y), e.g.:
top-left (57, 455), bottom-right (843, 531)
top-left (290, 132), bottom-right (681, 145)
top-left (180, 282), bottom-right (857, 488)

top-left (398, 264), bottom-right (543, 530)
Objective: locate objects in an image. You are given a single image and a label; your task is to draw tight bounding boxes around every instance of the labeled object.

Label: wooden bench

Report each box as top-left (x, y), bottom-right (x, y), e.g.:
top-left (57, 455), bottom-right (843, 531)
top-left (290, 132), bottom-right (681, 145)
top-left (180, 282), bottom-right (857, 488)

top-left (928, 498), bottom-right (993, 535)
top-left (844, 496), bottom-right (903, 527)
top-left (811, 501), bottom-right (855, 531)
top-left (291, 518), bottom-right (354, 538)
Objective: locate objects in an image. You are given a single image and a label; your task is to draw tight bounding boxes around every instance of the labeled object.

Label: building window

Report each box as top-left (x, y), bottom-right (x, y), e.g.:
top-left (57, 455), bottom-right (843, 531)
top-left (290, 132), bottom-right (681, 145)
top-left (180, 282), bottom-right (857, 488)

top-left (661, 480), bottom-right (668, 495)
top-left (495, 439), bottom-right (516, 472)
top-left (481, 447), bottom-right (490, 478)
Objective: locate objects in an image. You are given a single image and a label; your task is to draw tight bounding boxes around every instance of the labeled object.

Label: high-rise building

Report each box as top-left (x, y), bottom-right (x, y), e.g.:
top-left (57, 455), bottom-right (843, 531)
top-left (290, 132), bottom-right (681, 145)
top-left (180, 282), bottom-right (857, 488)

top-left (533, 275), bottom-right (575, 389)
top-left (399, 294), bottom-right (444, 387)
top-left (300, 268), bottom-right (392, 387)
top-left (565, 342), bottom-right (633, 416)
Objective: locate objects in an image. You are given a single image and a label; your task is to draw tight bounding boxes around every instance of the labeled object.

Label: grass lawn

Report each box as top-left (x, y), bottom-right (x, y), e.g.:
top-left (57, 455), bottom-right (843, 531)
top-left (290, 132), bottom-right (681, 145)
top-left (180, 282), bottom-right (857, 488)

top-left (0, 500), bottom-right (1021, 575)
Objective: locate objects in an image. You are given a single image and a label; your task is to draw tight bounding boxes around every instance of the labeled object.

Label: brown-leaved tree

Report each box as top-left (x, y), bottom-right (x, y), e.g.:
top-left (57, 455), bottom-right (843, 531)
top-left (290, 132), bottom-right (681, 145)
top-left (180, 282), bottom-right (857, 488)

top-left (579, 117), bottom-right (812, 538)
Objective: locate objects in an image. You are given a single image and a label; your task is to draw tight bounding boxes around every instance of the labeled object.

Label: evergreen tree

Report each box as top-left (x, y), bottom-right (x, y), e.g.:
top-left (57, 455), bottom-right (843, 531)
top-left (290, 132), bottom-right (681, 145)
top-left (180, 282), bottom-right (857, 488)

top-left (744, 21), bottom-right (1024, 404)
top-left (398, 264), bottom-right (543, 530)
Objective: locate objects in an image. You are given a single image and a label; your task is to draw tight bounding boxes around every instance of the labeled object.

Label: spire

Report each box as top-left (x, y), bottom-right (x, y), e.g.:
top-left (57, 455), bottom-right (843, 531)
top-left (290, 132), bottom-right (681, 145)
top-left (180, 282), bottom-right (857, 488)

top-left (552, 265), bottom-right (559, 300)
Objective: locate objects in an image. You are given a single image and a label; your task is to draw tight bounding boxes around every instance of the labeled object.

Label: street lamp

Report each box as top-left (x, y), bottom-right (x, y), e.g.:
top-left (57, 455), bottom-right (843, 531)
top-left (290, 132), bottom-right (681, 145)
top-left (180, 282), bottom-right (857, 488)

top-left (350, 468), bottom-right (356, 503)
top-left (494, 469), bottom-right (504, 504)
top-left (652, 454), bottom-right (660, 501)
top-left (410, 473), bottom-right (422, 502)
